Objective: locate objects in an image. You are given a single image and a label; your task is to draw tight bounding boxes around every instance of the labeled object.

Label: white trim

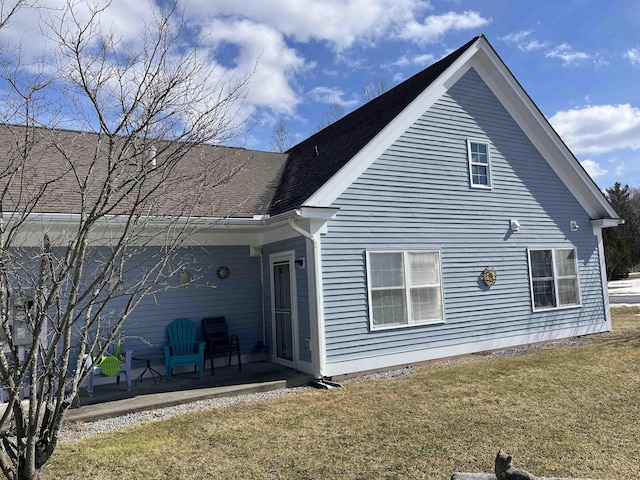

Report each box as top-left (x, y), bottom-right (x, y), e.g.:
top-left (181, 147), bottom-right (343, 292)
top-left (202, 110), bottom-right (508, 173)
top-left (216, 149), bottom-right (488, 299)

top-left (527, 247), bottom-right (582, 312)
top-left (288, 216), bottom-right (329, 379)
top-left (324, 321), bottom-right (610, 377)
top-left (591, 218), bottom-right (623, 230)
top-left (593, 226), bottom-right (613, 328)
top-left (269, 251), bottom-right (299, 369)
top-left (466, 138), bottom-right (493, 189)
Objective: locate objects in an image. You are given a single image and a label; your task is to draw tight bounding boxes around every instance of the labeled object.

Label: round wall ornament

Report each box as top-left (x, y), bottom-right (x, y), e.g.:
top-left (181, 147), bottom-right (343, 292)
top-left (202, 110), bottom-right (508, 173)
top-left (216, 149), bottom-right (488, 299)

top-left (482, 267), bottom-right (497, 286)
top-left (216, 266), bottom-right (230, 279)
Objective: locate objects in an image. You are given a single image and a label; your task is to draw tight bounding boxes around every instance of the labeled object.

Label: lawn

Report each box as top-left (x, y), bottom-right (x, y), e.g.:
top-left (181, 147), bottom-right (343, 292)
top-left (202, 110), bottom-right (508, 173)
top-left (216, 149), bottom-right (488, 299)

top-left (46, 308), bottom-right (640, 479)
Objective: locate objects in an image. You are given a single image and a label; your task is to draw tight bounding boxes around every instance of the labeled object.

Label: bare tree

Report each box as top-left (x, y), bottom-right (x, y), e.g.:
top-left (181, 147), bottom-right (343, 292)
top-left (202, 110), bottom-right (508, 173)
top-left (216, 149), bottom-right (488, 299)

top-left (0, 1), bottom-right (251, 478)
top-left (315, 101), bottom-right (345, 132)
top-left (270, 117), bottom-right (290, 153)
top-left (362, 77), bottom-right (388, 102)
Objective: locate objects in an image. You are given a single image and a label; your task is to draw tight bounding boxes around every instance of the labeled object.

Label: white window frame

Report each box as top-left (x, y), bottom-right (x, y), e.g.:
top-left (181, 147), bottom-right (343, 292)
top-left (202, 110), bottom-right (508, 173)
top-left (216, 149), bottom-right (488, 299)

top-left (467, 139), bottom-right (492, 189)
top-left (527, 247), bottom-right (581, 312)
top-left (366, 250), bottom-right (445, 331)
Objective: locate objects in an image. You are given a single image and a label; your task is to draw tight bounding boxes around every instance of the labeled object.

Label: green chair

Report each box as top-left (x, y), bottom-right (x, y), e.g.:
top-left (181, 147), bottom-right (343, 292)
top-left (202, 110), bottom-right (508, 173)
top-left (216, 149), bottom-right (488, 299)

top-left (84, 340), bottom-right (132, 396)
top-left (163, 318), bottom-right (205, 381)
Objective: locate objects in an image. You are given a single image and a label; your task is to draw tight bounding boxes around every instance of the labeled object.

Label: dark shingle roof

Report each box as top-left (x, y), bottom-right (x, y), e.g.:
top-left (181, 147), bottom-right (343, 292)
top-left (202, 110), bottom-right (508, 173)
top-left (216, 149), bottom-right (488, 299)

top-left (268, 36), bottom-right (479, 216)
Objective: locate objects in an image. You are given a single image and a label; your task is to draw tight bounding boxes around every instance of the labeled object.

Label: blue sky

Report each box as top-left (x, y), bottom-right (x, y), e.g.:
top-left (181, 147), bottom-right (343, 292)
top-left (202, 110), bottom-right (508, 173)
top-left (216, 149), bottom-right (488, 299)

top-left (2, 0), bottom-right (639, 191)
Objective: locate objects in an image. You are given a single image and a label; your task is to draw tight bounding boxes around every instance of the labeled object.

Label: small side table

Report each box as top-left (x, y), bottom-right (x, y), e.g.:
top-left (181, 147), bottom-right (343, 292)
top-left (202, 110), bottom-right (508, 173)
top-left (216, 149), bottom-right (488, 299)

top-left (133, 353), bottom-right (164, 385)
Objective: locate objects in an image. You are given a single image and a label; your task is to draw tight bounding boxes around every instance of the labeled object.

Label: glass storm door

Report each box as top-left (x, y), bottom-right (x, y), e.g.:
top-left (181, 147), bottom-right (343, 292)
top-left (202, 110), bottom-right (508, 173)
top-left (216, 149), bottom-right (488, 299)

top-left (272, 255), bottom-right (296, 366)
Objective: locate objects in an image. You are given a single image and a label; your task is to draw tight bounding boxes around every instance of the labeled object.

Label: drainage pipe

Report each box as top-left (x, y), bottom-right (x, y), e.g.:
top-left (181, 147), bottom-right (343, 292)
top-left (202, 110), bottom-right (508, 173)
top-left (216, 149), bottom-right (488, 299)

top-left (287, 216), bottom-right (327, 379)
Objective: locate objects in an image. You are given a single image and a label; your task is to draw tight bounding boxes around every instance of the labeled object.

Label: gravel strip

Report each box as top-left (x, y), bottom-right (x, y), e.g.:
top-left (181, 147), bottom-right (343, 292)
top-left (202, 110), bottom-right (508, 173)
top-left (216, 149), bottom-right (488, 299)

top-left (60, 336), bottom-right (592, 442)
top-left (60, 387), bottom-right (304, 442)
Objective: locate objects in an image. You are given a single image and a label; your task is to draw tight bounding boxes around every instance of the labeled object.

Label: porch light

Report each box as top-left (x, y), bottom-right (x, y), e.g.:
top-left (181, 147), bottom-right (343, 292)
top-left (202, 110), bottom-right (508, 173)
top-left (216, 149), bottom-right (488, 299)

top-left (510, 219), bottom-right (520, 232)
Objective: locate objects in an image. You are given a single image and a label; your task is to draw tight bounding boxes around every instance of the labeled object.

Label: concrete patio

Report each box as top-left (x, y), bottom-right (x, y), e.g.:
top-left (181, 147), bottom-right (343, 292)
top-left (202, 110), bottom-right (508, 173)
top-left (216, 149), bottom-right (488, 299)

top-left (67, 361), bottom-right (312, 423)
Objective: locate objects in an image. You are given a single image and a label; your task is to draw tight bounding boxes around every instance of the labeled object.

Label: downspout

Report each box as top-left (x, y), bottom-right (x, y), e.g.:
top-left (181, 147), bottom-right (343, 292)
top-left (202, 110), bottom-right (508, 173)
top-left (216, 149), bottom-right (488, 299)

top-left (287, 217), bottom-right (329, 381)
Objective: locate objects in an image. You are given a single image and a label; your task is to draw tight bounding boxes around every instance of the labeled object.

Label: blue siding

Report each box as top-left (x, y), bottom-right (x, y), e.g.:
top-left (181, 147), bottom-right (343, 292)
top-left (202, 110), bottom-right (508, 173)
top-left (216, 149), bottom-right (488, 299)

top-left (262, 236), bottom-right (311, 364)
top-left (321, 67), bottom-right (605, 364)
top-left (102, 245), bottom-right (262, 365)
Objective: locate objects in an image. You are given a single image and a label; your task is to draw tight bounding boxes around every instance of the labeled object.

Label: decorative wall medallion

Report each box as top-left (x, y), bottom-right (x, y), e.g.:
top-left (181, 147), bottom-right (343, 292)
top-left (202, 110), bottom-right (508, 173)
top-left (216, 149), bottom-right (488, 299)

top-left (216, 266), bottom-right (230, 279)
top-left (482, 267), bottom-right (497, 286)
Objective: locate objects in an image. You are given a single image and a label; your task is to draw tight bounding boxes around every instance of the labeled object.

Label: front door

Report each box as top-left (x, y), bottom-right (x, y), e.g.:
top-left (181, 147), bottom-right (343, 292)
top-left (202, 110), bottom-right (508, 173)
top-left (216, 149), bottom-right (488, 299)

top-left (271, 252), bottom-right (297, 367)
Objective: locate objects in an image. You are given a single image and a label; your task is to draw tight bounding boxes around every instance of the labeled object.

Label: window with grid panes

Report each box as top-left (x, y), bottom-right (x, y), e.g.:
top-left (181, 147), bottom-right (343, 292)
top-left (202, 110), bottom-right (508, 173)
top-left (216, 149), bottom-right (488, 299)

top-left (367, 251), bottom-right (444, 329)
top-left (528, 248), bottom-right (580, 310)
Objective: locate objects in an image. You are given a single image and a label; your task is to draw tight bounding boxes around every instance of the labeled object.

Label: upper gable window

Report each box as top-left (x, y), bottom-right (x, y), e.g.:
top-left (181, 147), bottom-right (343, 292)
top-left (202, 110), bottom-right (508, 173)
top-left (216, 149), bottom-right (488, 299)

top-left (467, 139), bottom-right (492, 189)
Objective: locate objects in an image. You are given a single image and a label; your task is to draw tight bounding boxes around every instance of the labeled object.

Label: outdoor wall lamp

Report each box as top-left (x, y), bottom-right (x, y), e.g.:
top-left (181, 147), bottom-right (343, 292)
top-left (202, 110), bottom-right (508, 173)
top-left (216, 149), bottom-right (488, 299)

top-left (510, 219), bottom-right (521, 232)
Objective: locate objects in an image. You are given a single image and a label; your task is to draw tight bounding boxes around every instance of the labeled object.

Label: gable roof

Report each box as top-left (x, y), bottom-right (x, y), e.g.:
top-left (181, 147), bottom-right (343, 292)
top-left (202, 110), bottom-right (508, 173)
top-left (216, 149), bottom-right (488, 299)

top-left (268, 35), bottom-right (618, 222)
top-left (269, 36), bottom-right (480, 216)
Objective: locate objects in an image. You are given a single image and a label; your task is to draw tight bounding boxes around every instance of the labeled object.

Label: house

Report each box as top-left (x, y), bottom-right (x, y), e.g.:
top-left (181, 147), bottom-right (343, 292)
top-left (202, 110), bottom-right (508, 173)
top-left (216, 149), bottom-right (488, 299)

top-left (2, 35), bottom-right (620, 381)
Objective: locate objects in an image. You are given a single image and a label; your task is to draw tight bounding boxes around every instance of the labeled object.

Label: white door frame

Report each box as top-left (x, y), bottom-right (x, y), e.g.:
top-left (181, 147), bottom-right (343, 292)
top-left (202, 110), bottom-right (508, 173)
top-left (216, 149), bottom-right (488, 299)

top-left (270, 251), bottom-right (299, 369)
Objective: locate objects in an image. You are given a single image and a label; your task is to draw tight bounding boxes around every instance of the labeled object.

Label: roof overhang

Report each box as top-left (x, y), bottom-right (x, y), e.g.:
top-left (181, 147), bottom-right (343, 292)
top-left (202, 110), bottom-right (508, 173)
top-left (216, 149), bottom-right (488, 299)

top-left (3, 208), bottom-right (339, 248)
top-left (591, 218), bottom-right (624, 229)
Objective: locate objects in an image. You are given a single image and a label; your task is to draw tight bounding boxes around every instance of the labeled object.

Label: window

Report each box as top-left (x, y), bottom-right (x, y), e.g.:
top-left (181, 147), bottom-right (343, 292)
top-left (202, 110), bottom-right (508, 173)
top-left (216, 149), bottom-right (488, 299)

top-left (528, 248), bottom-right (580, 311)
top-left (467, 139), bottom-right (492, 188)
top-left (366, 251), bottom-right (444, 329)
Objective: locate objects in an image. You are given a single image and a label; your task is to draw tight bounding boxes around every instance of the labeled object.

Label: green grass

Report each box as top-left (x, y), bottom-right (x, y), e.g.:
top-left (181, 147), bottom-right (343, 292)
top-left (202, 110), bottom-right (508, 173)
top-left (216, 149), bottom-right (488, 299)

top-left (46, 308), bottom-right (640, 479)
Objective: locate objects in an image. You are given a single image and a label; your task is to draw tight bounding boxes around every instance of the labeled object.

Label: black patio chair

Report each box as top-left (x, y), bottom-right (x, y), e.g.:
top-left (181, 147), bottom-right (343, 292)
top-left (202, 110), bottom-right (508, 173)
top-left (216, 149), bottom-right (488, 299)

top-left (201, 316), bottom-right (241, 374)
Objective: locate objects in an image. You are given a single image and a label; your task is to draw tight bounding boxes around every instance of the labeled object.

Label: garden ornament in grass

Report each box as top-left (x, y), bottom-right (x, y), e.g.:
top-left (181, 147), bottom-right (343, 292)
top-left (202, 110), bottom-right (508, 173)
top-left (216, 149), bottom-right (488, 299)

top-left (495, 450), bottom-right (536, 480)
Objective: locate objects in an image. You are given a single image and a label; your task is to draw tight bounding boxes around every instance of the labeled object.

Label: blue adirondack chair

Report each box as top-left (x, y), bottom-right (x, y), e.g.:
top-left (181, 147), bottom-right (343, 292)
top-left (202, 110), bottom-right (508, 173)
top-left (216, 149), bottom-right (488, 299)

top-left (163, 318), bottom-right (205, 381)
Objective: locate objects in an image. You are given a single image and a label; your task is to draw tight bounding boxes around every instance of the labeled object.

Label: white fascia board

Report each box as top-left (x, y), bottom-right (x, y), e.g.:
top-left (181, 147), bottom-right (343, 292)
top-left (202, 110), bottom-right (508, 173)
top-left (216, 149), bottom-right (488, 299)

top-left (7, 212), bottom-right (269, 229)
top-left (469, 39), bottom-right (619, 221)
top-left (296, 206), bottom-right (339, 220)
top-left (591, 218), bottom-right (623, 229)
top-left (302, 39), bottom-right (483, 209)
top-left (5, 211), bottom-right (299, 247)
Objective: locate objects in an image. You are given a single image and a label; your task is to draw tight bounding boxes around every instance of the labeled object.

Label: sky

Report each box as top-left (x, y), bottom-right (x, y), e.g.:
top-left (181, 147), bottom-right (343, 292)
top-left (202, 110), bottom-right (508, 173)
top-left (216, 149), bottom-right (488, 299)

top-left (1, 0), bottom-right (639, 191)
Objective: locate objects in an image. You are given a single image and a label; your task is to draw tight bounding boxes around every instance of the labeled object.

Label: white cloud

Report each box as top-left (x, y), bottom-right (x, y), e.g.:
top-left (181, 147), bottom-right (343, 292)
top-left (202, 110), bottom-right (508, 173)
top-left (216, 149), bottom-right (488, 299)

top-left (400, 11), bottom-right (490, 44)
top-left (200, 18), bottom-right (308, 115)
top-left (550, 104), bottom-right (640, 154)
top-left (624, 48), bottom-right (640, 66)
top-left (499, 30), bottom-right (548, 52)
top-left (580, 159), bottom-right (607, 178)
top-left (519, 40), bottom-right (549, 52)
top-left (501, 31), bottom-right (599, 67)
top-left (500, 30), bottom-right (534, 44)
top-left (186, 0), bottom-right (424, 51)
top-left (308, 86), bottom-right (359, 107)
top-left (391, 53), bottom-right (435, 68)
top-left (0, 0), bottom-right (494, 132)
top-left (545, 43), bottom-right (590, 66)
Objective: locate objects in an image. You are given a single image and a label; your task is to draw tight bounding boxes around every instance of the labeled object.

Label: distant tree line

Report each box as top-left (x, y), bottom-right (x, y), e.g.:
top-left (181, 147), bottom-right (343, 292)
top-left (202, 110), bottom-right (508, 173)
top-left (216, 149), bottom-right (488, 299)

top-left (603, 182), bottom-right (640, 279)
